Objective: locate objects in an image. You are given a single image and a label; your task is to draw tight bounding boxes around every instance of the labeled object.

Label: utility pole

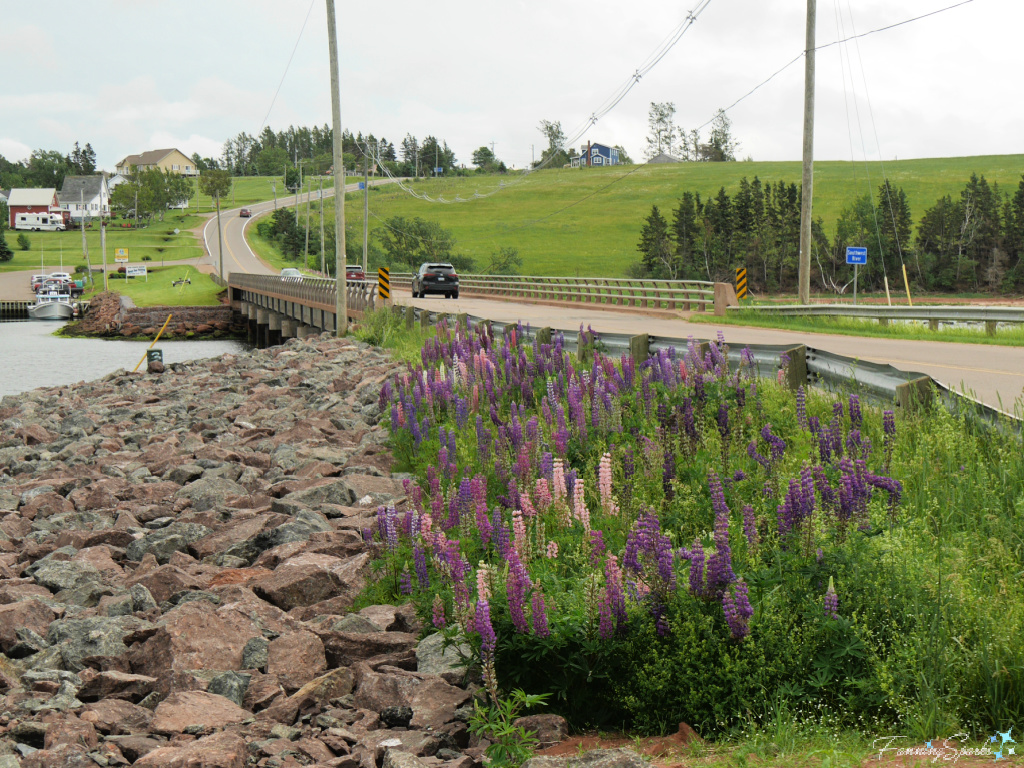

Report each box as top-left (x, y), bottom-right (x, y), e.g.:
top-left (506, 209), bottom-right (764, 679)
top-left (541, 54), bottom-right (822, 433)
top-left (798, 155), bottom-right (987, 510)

top-left (362, 148), bottom-right (369, 274)
top-left (273, 180), bottom-right (277, 210)
top-left (79, 189), bottom-right (94, 283)
top-left (319, 176), bottom-right (326, 277)
top-left (326, 0), bottom-right (347, 335)
top-left (304, 176), bottom-right (311, 269)
top-left (798, 0), bottom-right (816, 305)
top-left (216, 192), bottom-right (224, 282)
top-left (100, 204), bottom-right (108, 292)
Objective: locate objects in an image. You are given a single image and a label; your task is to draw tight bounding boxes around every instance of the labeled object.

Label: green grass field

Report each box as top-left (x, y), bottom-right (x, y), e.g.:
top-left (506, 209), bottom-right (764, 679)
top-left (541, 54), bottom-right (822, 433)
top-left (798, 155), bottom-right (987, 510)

top-left (0, 212), bottom-right (204, 273)
top-left (81, 265), bottom-right (223, 306)
top-left (190, 174), bottom-right (305, 214)
top-left (294, 155), bottom-right (1024, 277)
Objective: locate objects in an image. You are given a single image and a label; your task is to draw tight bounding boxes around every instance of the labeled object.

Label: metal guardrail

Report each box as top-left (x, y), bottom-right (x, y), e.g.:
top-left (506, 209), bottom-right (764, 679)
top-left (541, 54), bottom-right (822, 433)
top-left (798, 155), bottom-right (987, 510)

top-left (389, 272), bottom-right (717, 311)
top-left (731, 303), bottom-right (1024, 327)
top-left (229, 273), bottom-right (378, 314)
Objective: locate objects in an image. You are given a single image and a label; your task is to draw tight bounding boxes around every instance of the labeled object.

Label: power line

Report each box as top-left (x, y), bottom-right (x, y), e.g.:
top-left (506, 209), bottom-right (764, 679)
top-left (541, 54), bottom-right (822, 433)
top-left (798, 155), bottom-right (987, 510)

top-left (257, 0), bottom-right (317, 137)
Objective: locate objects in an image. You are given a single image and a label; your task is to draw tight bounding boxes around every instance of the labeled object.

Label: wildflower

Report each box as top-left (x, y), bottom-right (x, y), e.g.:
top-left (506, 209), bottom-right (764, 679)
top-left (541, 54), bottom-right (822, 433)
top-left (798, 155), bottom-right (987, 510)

top-left (476, 563), bottom-right (491, 602)
top-left (723, 580), bottom-right (753, 640)
top-left (848, 394), bottom-right (862, 429)
top-left (506, 550), bottom-right (532, 633)
top-left (552, 459), bottom-right (567, 501)
top-left (824, 576), bottom-right (839, 619)
top-left (589, 530), bottom-right (606, 567)
top-left (742, 504), bottom-right (758, 549)
top-left (532, 590), bottom-right (550, 638)
top-left (432, 595), bottom-right (447, 628)
top-left (399, 565), bottom-right (412, 595)
top-left (796, 385), bottom-right (808, 430)
top-left (706, 473), bottom-right (736, 596)
top-left (572, 479), bottom-right (590, 533)
top-left (546, 540), bottom-right (559, 559)
top-left (414, 546), bottom-right (429, 588)
top-left (598, 453), bottom-right (616, 514)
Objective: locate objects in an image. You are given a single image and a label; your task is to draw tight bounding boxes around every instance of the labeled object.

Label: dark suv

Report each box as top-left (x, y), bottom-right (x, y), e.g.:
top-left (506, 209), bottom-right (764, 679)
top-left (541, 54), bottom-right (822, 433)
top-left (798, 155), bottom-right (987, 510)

top-left (412, 262), bottom-right (459, 299)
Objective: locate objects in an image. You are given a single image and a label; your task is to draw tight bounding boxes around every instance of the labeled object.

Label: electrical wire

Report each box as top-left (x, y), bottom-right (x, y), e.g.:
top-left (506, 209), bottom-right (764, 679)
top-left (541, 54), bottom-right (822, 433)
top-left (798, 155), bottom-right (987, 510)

top-left (256, 0), bottom-right (317, 137)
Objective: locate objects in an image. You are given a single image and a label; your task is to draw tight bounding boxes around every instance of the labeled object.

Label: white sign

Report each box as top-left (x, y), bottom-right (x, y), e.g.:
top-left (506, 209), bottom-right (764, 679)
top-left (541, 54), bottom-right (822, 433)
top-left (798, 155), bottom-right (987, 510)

top-left (126, 265), bottom-right (147, 277)
top-left (115, 258), bottom-right (129, 264)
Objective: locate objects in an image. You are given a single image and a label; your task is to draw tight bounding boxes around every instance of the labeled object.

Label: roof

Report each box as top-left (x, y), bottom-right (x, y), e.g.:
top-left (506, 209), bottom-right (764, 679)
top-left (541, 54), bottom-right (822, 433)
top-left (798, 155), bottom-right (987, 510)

top-left (58, 176), bottom-right (106, 204)
top-left (117, 148), bottom-right (188, 168)
top-left (7, 188), bottom-right (57, 207)
top-left (0, 189), bottom-right (8, 201)
top-left (648, 152), bottom-right (681, 164)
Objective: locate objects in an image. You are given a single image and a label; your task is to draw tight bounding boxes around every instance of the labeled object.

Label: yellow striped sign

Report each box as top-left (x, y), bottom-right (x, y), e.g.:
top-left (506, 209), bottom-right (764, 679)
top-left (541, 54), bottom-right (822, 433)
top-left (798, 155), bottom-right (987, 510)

top-left (378, 267), bottom-right (390, 299)
top-left (735, 267), bottom-right (748, 299)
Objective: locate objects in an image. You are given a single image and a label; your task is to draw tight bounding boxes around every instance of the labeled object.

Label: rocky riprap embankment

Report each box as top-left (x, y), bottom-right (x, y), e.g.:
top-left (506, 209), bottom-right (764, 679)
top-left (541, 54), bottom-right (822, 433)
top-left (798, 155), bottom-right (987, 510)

top-left (0, 334), bottom-right (572, 768)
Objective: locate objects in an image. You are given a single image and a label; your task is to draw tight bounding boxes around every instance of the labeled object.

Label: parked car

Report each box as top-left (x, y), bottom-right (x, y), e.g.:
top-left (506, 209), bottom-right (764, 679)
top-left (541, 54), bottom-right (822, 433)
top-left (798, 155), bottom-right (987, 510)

top-left (239, 208), bottom-right (252, 218)
top-left (345, 264), bottom-right (366, 282)
top-left (37, 278), bottom-right (83, 297)
top-left (280, 268), bottom-right (302, 282)
top-left (411, 262), bottom-right (459, 299)
top-left (48, 272), bottom-right (73, 282)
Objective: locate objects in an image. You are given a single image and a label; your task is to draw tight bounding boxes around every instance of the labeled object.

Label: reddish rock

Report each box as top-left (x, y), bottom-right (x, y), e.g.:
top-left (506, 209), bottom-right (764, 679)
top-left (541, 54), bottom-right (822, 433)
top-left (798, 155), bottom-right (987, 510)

top-left (80, 699), bottom-right (154, 734)
top-left (252, 553), bottom-right (349, 611)
top-left (513, 715), bottom-right (569, 748)
top-left (320, 631), bottom-right (418, 668)
top-left (128, 601), bottom-right (261, 676)
top-left (124, 564), bottom-right (206, 604)
top-left (77, 669), bottom-right (158, 702)
top-left (190, 513), bottom-right (286, 561)
top-left (354, 668), bottom-right (470, 730)
top-left (268, 630), bottom-right (327, 692)
top-left (151, 691), bottom-right (250, 735)
top-left (0, 598), bottom-right (56, 652)
top-left (113, 735), bottom-right (166, 762)
top-left (20, 492), bottom-right (75, 520)
top-left (295, 736), bottom-right (337, 763)
top-left (16, 424), bottom-right (55, 445)
top-left (243, 674), bottom-right (286, 712)
top-left (71, 545), bottom-right (124, 577)
top-left (132, 730), bottom-right (248, 767)
top-left (43, 715), bottom-right (99, 750)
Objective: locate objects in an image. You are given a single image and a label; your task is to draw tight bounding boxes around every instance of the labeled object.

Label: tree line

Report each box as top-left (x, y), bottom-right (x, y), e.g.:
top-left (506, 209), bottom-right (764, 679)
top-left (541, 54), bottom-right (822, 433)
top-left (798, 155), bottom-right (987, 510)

top-left (0, 142), bottom-right (98, 190)
top-left (636, 173), bottom-right (1024, 293)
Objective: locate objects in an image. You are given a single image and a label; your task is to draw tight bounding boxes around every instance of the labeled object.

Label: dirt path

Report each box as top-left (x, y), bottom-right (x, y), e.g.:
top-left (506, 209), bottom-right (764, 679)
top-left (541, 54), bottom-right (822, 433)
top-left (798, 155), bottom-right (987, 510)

top-left (0, 270), bottom-right (36, 300)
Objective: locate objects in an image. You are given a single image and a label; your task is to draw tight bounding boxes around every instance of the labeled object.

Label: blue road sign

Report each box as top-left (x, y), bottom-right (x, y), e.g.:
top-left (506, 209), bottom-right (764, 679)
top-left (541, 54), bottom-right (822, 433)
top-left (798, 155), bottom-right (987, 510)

top-left (358, 182), bottom-right (365, 190)
top-left (846, 246), bottom-right (867, 265)
top-left (434, 167), bottom-right (443, 174)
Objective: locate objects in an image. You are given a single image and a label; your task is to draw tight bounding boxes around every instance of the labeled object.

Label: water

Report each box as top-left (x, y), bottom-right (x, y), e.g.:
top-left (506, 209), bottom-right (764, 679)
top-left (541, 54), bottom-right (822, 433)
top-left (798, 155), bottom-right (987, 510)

top-left (0, 321), bottom-right (250, 399)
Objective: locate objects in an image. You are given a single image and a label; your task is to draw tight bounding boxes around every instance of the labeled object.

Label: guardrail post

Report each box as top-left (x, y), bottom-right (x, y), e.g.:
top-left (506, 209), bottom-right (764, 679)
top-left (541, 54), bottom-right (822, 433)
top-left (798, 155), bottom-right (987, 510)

top-left (782, 345), bottom-right (807, 391)
top-left (405, 305), bottom-right (415, 329)
top-left (456, 313), bottom-right (468, 330)
top-left (985, 320), bottom-right (997, 337)
top-left (629, 333), bottom-right (650, 362)
top-left (928, 319), bottom-right (939, 332)
top-left (878, 317), bottom-right (889, 327)
top-left (537, 327), bottom-right (552, 345)
top-left (420, 309), bottom-right (430, 331)
top-left (895, 375), bottom-right (934, 412)
top-left (714, 282), bottom-right (739, 316)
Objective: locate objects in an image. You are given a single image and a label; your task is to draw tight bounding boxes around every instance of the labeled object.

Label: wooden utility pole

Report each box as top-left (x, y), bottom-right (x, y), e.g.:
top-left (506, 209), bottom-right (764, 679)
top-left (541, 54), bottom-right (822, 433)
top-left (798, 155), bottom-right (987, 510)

top-left (326, 0), bottom-right (347, 335)
top-left (362, 150), bottom-right (369, 274)
top-left (319, 176), bottom-right (326, 277)
top-left (798, 0), bottom-right (816, 305)
top-left (79, 190), bottom-right (94, 283)
top-left (304, 176), bottom-right (312, 270)
top-left (100, 209), bottom-right (108, 292)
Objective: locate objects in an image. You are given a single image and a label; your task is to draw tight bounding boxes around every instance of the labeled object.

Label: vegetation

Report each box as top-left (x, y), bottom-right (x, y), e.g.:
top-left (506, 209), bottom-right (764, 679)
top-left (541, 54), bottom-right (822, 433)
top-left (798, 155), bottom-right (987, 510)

top-left (80, 267), bottom-right (223, 306)
top-left (691, 308), bottom-right (1024, 348)
top-left (0, 232), bottom-right (12, 262)
top-left (109, 167), bottom-right (194, 224)
top-left (357, 320), bottom-right (1024, 752)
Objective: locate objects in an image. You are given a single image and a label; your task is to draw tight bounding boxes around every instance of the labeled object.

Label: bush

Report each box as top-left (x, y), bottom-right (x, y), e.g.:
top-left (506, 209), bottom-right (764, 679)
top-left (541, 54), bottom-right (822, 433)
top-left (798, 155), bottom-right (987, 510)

top-left (17, 233), bottom-right (30, 251)
top-left (0, 234), bottom-right (12, 262)
top-left (142, 255), bottom-right (152, 261)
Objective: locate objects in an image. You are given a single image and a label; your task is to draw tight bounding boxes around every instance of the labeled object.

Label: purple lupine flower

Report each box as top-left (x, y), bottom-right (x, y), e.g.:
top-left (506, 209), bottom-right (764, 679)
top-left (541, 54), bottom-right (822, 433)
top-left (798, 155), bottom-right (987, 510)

top-left (532, 590), bottom-right (550, 638)
top-left (848, 394), bottom-right (862, 429)
top-left (399, 566), bottom-right (412, 595)
top-left (824, 576), bottom-right (839, 619)
top-left (414, 546), bottom-right (429, 588)
top-left (733, 470), bottom-right (746, 482)
top-left (717, 402), bottom-right (730, 439)
top-left (813, 465), bottom-right (836, 513)
top-left (796, 385), bottom-right (808, 430)
top-left (589, 530), bottom-right (606, 567)
top-left (735, 384), bottom-right (747, 409)
top-left (475, 598), bottom-right (497, 655)
top-left (623, 446), bottom-right (635, 480)
top-left (682, 398), bottom-right (697, 443)
top-left (432, 595), bottom-right (446, 628)
top-left (598, 593), bottom-right (615, 639)
top-left (653, 605), bottom-right (669, 637)
top-left (683, 539), bottom-right (705, 598)
top-left (604, 554), bottom-right (627, 631)
top-left (742, 504), bottom-right (758, 549)
top-left (723, 580), bottom-right (753, 640)
top-left (705, 473), bottom-right (735, 596)
top-left (506, 550), bottom-right (532, 633)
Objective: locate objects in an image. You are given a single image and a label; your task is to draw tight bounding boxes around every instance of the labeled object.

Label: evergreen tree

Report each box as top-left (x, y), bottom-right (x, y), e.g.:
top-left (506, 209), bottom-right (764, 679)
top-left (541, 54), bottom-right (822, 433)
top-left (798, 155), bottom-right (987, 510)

top-left (671, 193), bottom-right (700, 277)
top-left (637, 205), bottom-right (674, 277)
top-left (0, 233), bottom-right (12, 263)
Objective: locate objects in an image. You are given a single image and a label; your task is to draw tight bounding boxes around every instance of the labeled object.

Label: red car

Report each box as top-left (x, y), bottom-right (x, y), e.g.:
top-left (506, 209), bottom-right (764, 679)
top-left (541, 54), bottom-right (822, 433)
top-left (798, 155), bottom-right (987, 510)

top-left (239, 208), bottom-right (252, 218)
top-left (345, 264), bottom-right (366, 282)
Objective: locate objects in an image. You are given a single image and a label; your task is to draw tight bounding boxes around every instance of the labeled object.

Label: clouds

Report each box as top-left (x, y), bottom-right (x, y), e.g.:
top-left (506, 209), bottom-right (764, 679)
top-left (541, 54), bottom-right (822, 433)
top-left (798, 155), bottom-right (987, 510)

top-left (0, 0), bottom-right (1019, 174)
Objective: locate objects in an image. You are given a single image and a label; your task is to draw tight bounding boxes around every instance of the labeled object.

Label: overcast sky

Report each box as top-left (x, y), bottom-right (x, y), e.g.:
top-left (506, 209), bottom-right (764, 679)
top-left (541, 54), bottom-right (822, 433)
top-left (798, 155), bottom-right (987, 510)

top-left (0, 0), bottom-right (1018, 174)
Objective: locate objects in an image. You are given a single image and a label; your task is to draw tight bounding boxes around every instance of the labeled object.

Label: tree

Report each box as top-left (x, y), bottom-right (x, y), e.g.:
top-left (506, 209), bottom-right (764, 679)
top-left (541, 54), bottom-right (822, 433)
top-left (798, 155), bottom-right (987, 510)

top-left (644, 102), bottom-right (678, 159)
top-left (26, 149), bottom-right (70, 188)
top-left (375, 216), bottom-right (460, 269)
top-left (637, 205), bottom-right (674, 277)
top-left (536, 120), bottom-right (569, 168)
top-left (613, 145), bottom-right (633, 165)
top-left (0, 201), bottom-right (8, 232)
top-left (198, 169), bottom-right (232, 279)
top-left (0, 233), bottom-right (12, 262)
top-left (17, 233), bottom-right (31, 251)
top-left (484, 247), bottom-right (522, 275)
top-left (68, 142), bottom-right (97, 174)
top-left (258, 146), bottom-right (289, 177)
top-left (420, 136), bottom-right (457, 175)
top-left (699, 110), bottom-right (738, 162)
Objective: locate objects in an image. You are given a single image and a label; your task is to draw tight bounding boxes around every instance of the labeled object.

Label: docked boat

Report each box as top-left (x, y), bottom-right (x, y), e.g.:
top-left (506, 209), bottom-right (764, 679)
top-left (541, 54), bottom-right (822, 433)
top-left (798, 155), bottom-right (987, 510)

top-left (28, 290), bottom-right (76, 321)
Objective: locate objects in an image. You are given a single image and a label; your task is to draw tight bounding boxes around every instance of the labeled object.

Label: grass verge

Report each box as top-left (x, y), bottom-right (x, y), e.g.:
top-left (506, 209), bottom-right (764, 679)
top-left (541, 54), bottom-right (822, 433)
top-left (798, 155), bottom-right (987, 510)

top-left (82, 266), bottom-right (223, 306)
top-left (689, 309), bottom-right (1024, 346)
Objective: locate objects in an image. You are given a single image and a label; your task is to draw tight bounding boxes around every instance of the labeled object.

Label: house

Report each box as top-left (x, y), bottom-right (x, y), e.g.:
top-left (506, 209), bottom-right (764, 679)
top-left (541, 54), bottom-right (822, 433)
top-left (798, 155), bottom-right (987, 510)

top-left (0, 189), bottom-right (8, 205)
top-left (107, 173), bottom-right (128, 193)
top-left (115, 148), bottom-right (199, 177)
top-left (570, 142), bottom-right (620, 168)
top-left (648, 152), bottom-right (680, 164)
top-left (7, 188), bottom-right (61, 229)
top-left (58, 175), bottom-right (110, 223)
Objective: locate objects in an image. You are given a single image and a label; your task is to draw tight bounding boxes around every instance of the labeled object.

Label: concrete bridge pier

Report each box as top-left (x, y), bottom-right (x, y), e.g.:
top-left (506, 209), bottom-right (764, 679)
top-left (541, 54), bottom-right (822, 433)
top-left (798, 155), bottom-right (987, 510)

top-left (297, 324), bottom-right (318, 339)
top-left (267, 311), bottom-right (283, 348)
top-left (281, 318), bottom-right (299, 340)
top-left (256, 308), bottom-right (273, 349)
top-left (241, 302), bottom-right (257, 345)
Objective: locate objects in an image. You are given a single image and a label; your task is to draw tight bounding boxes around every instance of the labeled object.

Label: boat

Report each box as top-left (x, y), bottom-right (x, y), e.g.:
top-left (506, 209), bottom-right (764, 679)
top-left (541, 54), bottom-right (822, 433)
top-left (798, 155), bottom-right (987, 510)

top-left (28, 290), bottom-right (76, 321)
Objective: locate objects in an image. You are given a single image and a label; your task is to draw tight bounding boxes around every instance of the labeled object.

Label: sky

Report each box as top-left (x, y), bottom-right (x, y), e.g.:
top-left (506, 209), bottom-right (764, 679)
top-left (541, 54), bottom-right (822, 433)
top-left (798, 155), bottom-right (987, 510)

top-left (1, 0), bottom-right (1020, 174)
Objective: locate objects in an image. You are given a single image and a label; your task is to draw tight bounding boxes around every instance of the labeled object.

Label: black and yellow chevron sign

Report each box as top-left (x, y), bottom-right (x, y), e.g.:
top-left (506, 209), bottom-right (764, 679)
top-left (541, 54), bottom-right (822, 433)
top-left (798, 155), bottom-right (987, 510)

top-left (378, 267), bottom-right (390, 299)
top-left (735, 267), bottom-right (748, 299)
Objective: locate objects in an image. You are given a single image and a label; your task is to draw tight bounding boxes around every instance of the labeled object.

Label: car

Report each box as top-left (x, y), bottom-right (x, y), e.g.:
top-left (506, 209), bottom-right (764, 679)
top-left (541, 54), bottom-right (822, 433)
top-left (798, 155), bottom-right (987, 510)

top-left (48, 272), bottom-right (73, 282)
top-left (239, 208), bottom-right (252, 218)
top-left (30, 274), bottom-right (48, 288)
top-left (345, 264), bottom-right (366, 282)
top-left (280, 268), bottom-right (302, 282)
top-left (411, 262), bottom-right (459, 299)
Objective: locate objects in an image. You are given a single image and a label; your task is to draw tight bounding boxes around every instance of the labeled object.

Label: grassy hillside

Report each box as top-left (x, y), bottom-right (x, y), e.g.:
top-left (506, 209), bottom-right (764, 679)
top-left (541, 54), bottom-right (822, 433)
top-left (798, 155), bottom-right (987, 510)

top-left (313, 155), bottom-right (1024, 276)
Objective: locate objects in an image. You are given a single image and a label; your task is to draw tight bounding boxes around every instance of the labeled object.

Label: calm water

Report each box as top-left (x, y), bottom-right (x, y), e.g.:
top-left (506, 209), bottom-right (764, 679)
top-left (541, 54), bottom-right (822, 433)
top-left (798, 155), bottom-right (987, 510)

top-left (0, 321), bottom-right (250, 399)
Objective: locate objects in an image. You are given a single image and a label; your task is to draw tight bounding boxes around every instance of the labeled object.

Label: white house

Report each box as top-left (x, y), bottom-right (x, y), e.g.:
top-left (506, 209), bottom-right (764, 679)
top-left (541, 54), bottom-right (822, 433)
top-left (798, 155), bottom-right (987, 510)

top-left (58, 175), bottom-right (110, 223)
top-left (107, 174), bottom-right (128, 193)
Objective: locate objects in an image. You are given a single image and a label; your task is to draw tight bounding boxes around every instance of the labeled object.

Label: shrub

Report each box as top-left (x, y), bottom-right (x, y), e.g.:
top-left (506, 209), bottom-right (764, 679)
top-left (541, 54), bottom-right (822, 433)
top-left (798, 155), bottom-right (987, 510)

top-left (0, 234), bottom-right (12, 262)
top-left (17, 233), bottom-right (30, 251)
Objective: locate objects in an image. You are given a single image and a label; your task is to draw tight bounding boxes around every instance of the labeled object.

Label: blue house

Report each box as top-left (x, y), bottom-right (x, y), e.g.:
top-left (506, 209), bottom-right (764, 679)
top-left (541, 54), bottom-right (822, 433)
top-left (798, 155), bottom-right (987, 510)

top-left (570, 142), bottom-right (620, 168)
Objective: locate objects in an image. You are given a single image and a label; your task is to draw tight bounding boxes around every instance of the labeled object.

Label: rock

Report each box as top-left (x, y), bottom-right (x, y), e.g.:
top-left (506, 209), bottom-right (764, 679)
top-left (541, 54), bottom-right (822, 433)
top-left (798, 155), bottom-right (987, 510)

top-left (150, 691), bottom-right (250, 735)
top-left (80, 698), bottom-right (154, 734)
top-left (77, 670), bottom-right (158, 702)
top-left (512, 715), bottom-right (569, 749)
top-left (43, 715), bottom-right (99, 751)
top-left (125, 523), bottom-right (210, 564)
top-left (0, 599), bottom-right (56, 654)
top-left (147, 360), bottom-right (165, 374)
top-left (267, 630), bottom-right (327, 691)
top-left (415, 632), bottom-right (471, 684)
top-left (251, 553), bottom-right (349, 611)
top-left (206, 671), bottom-right (251, 707)
top-left (521, 749), bottom-right (649, 768)
top-left (332, 614), bottom-right (383, 634)
top-left (31, 560), bottom-right (103, 594)
top-left (108, 735), bottom-right (164, 762)
top-left (354, 668), bottom-right (471, 729)
top-left (47, 615), bottom-right (152, 672)
top-left (381, 706), bottom-right (413, 728)
top-left (383, 747), bottom-right (432, 768)
top-left (322, 631), bottom-right (418, 667)
top-left (172, 477), bottom-right (246, 513)
top-left (132, 730), bottom-right (247, 767)
top-left (241, 636), bottom-right (269, 671)
top-left (288, 667), bottom-right (354, 710)
top-left (124, 564), bottom-right (205, 605)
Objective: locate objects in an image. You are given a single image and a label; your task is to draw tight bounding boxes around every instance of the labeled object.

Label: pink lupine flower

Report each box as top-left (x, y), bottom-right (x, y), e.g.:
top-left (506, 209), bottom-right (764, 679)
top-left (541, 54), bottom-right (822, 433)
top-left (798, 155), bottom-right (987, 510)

top-left (519, 491), bottom-right (536, 519)
top-left (512, 509), bottom-right (528, 554)
top-left (598, 452), bottom-right (618, 515)
top-left (476, 563), bottom-right (491, 602)
top-left (535, 478), bottom-right (552, 511)
top-left (776, 368), bottom-right (786, 385)
top-left (546, 541), bottom-right (559, 559)
top-left (679, 360), bottom-right (688, 381)
top-left (572, 479), bottom-right (590, 533)
top-left (552, 459), bottom-right (567, 501)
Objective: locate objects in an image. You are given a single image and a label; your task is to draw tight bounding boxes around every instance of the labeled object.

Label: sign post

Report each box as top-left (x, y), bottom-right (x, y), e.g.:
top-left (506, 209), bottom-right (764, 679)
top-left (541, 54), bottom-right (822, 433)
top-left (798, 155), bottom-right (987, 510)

top-left (377, 267), bottom-right (390, 302)
top-left (115, 248), bottom-right (130, 282)
top-left (734, 267), bottom-right (747, 300)
top-left (845, 246), bottom-right (867, 305)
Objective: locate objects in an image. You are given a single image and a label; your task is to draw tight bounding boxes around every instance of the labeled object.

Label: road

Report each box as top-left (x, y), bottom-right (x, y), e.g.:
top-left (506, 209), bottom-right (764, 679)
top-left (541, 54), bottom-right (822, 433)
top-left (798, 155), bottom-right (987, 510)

top-left (397, 291), bottom-right (1024, 415)
top-left (199, 179), bottom-right (383, 278)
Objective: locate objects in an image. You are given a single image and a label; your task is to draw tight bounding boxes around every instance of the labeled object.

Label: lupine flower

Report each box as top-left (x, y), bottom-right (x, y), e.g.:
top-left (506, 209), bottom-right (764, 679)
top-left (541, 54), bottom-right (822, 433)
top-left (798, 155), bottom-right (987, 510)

top-left (476, 563), bottom-right (491, 602)
top-left (796, 385), bottom-right (808, 430)
top-left (706, 473), bottom-right (736, 596)
top-left (552, 459), bottom-right (567, 501)
top-left (604, 554), bottom-right (627, 632)
top-left (589, 530), bottom-right (606, 567)
top-left (723, 580), bottom-right (753, 640)
top-left (432, 595), bottom-right (447, 628)
top-left (572, 479), bottom-right (590, 533)
top-left (414, 546), bottom-right (429, 588)
top-left (506, 550), bottom-right (532, 633)
top-left (848, 394), bottom-right (862, 429)
top-left (824, 576), bottom-right (839, 619)
top-left (399, 566), bottom-right (412, 595)
top-left (532, 590), bottom-right (550, 638)
top-left (535, 478), bottom-right (552, 511)
top-left (742, 504), bottom-right (758, 549)
top-left (512, 509), bottom-right (528, 554)
top-left (475, 598), bottom-right (497, 658)
top-left (598, 453), bottom-right (617, 514)
top-left (546, 540), bottom-right (559, 559)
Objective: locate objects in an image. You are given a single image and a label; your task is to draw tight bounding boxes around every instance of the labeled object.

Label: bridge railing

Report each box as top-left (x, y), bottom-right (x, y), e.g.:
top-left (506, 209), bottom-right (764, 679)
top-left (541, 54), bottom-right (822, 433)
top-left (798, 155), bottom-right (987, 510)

top-left (389, 272), bottom-right (717, 312)
top-left (229, 273), bottom-right (378, 314)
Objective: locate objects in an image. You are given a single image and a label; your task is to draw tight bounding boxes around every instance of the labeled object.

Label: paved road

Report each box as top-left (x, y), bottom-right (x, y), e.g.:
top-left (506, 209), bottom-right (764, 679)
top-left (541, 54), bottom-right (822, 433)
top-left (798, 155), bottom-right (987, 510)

top-left (397, 290), bottom-right (1024, 414)
top-left (200, 179), bottom-right (389, 277)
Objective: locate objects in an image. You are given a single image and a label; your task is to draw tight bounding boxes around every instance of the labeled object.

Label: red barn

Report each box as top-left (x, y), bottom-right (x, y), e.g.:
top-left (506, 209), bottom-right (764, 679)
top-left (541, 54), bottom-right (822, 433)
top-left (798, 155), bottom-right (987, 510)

top-left (7, 188), bottom-right (61, 228)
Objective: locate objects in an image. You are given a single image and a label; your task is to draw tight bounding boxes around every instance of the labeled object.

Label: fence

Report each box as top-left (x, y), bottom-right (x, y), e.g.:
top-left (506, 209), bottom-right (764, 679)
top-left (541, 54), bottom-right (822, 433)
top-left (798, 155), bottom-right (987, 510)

top-left (732, 303), bottom-right (1024, 335)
